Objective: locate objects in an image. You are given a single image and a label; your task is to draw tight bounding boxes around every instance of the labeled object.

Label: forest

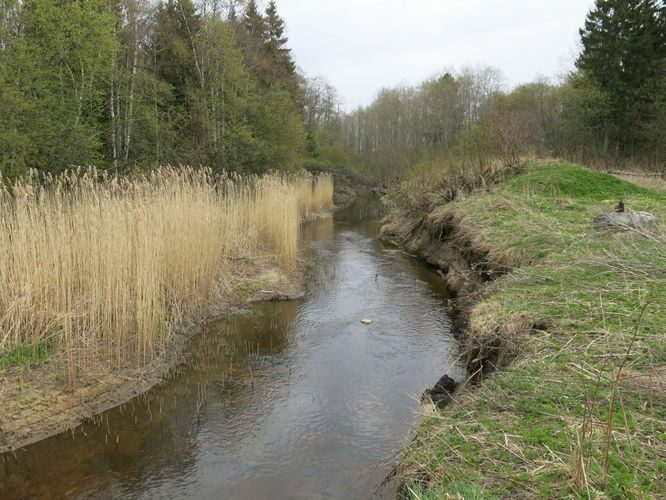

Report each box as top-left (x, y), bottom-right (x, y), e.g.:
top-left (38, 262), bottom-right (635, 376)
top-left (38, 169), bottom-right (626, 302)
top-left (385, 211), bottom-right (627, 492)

top-left (1, 0), bottom-right (664, 180)
top-left (0, 0), bottom-right (308, 176)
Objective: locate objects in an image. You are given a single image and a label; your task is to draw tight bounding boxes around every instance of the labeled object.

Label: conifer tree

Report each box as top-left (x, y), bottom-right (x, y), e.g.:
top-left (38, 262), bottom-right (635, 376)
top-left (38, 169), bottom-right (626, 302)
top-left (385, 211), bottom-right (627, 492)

top-left (576, 0), bottom-right (665, 153)
top-left (243, 0), bottom-right (266, 42)
top-left (265, 0), bottom-right (296, 77)
top-left (153, 0), bottom-right (200, 101)
top-left (227, 1), bottom-right (238, 24)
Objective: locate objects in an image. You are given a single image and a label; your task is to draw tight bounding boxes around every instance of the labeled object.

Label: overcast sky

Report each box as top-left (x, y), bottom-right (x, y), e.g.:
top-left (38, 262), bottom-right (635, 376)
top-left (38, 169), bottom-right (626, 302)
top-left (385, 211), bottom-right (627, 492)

top-left (268, 0), bottom-right (596, 110)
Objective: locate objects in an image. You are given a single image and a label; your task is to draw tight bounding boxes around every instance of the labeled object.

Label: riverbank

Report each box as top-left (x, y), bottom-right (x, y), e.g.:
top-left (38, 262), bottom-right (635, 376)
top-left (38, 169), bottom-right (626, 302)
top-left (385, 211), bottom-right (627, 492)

top-left (0, 169), bottom-right (335, 455)
top-left (383, 161), bottom-right (665, 498)
top-left (0, 256), bottom-right (305, 456)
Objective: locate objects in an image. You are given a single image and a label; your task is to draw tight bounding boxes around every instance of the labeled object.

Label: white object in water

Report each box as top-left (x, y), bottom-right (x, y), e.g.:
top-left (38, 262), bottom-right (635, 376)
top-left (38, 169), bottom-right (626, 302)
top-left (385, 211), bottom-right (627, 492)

top-left (360, 319), bottom-right (373, 325)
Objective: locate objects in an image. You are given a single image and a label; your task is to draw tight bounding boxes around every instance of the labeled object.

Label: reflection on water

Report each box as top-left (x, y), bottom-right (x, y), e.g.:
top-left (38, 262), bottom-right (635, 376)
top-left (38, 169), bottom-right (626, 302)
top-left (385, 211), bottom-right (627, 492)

top-left (1, 196), bottom-right (463, 499)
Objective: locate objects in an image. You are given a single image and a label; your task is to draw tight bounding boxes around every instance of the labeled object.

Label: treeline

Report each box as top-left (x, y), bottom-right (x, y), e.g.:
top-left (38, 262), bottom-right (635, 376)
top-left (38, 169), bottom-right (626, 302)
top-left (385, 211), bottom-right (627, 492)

top-left (2, 0), bottom-right (663, 180)
top-left (307, 0), bottom-right (665, 179)
top-left (340, 67), bottom-right (506, 179)
top-left (0, 0), bottom-right (309, 176)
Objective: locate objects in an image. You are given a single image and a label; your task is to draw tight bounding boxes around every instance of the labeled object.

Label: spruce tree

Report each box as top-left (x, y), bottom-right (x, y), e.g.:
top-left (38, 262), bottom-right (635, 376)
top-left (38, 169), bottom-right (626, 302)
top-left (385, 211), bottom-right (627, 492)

top-left (265, 0), bottom-right (296, 75)
top-left (265, 1), bottom-right (286, 47)
top-left (152, 0), bottom-right (200, 100)
top-left (576, 0), bottom-right (665, 153)
top-left (243, 0), bottom-right (266, 43)
top-left (227, 1), bottom-right (238, 24)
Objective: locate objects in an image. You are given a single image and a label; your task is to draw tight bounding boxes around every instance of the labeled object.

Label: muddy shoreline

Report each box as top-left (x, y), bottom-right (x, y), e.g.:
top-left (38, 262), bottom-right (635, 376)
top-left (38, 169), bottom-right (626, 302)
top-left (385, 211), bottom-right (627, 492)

top-left (376, 207), bottom-right (515, 497)
top-left (380, 204), bottom-right (545, 411)
top-left (374, 164), bottom-right (666, 498)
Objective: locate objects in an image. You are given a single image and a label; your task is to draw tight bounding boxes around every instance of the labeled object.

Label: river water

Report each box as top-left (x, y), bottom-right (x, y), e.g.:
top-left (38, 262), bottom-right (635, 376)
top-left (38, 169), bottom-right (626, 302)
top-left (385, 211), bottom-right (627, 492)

top-left (1, 197), bottom-right (462, 499)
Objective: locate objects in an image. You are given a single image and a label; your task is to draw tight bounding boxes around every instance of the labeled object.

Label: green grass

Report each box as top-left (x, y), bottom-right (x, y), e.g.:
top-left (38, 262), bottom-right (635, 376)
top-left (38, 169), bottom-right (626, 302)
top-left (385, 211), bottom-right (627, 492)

top-left (508, 164), bottom-right (649, 200)
top-left (0, 339), bottom-right (56, 371)
top-left (406, 481), bottom-right (498, 500)
top-left (399, 162), bottom-right (666, 498)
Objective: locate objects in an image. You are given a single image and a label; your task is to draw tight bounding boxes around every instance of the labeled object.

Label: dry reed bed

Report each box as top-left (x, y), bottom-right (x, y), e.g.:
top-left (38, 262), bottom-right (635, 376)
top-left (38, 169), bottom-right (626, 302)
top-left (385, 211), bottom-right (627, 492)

top-left (0, 167), bottom-right (333, 380)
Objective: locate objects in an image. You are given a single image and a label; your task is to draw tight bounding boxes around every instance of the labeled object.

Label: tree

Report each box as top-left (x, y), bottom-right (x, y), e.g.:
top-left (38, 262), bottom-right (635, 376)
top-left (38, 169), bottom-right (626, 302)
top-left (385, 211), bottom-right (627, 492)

top-left (0, 0), bottom-right (22, 50)
top-left (265, 1), bottom-right (285, 44)
top-left (576, 0), bottom-right (666, 155)
top-left (150, 0), bottom-right (205, 163)
top-left (0, 0), bottom-right (312, 175)
top-left (153, 0), bottom-right (200, 102)
top-left (243, 0), bottom-right (266, 42)
top-left (265, 1), bottom-right (296, 79)
top-left (194, 13), bottom-right (257, 170)
top-left (639, 60), bottom-right (666, 165)
top-left (420, 73), bottom-right (460, 150)
top-left (108, 0), bottom-right (160, 171)
top-left (227, 1), bottom-right (238, 24)
top-left (0, 0), bottom-right (118, 173)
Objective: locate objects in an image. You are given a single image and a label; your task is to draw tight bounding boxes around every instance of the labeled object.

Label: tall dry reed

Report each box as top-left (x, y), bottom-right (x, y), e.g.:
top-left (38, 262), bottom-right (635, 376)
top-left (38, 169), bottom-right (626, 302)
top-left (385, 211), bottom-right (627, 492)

top-left (0, 167), bottom-right (333, 379)
top-left (295, 173), bottom-right (335, 220)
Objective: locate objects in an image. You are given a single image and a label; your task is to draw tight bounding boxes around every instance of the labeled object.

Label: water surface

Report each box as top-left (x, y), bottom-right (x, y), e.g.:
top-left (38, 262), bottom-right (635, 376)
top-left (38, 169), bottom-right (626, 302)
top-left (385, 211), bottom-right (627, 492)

top-left (1, 198), bottom-right (462, 499)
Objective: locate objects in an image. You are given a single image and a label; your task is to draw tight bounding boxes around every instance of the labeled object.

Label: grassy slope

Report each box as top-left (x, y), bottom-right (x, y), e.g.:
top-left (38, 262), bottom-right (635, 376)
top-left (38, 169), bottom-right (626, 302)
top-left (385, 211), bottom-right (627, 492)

top-left (403, 162), bottom-right (665, 499)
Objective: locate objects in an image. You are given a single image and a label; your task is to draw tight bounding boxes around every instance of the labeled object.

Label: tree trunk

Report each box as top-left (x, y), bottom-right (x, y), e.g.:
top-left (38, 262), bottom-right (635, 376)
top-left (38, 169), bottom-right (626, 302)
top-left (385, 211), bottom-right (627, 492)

top-left (124, 41), bottom-right (138, 164)
top-left (109, 79), bottom-right (118, 171)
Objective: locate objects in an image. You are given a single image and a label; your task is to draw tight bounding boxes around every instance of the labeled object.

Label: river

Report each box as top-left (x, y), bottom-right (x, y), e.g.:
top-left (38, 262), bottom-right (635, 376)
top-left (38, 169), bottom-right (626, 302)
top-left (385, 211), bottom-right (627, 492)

top-left (1, 197), bottom-right (463, 499)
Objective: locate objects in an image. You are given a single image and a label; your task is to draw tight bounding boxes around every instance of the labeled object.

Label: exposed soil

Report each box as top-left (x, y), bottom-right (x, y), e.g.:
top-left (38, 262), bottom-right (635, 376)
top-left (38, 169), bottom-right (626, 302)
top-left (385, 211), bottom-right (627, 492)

top-left (380, 206), bottom-right (554, 498)
top-left (0, 256), bottom-right (305, 456)
top-left (380, 207), bottom-right (538, 389)
top-left (380, 166), bottom-right (665, 497)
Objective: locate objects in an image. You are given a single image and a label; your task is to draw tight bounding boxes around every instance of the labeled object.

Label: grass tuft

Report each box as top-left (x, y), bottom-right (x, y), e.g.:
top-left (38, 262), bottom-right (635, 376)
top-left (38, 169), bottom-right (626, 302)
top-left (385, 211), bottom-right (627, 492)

top-left (0, 339), bottom-right (56, 370)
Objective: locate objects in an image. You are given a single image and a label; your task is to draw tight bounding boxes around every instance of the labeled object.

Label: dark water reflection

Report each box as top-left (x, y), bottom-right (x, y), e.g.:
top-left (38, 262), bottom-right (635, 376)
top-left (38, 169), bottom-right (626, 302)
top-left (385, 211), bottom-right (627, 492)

top-left (1, 197), bottom-right (463, 499)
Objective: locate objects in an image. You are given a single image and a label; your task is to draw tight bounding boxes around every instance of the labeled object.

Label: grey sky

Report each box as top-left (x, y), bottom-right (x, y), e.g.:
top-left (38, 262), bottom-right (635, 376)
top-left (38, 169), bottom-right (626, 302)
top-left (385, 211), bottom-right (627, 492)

top-left (270, 0), bottom-right (595, 110)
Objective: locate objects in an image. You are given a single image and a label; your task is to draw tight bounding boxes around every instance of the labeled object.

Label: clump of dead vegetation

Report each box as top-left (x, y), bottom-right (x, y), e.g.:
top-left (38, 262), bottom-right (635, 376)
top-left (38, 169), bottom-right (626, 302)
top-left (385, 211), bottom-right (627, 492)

top-left (386, 155), bottom-right (529, 221)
